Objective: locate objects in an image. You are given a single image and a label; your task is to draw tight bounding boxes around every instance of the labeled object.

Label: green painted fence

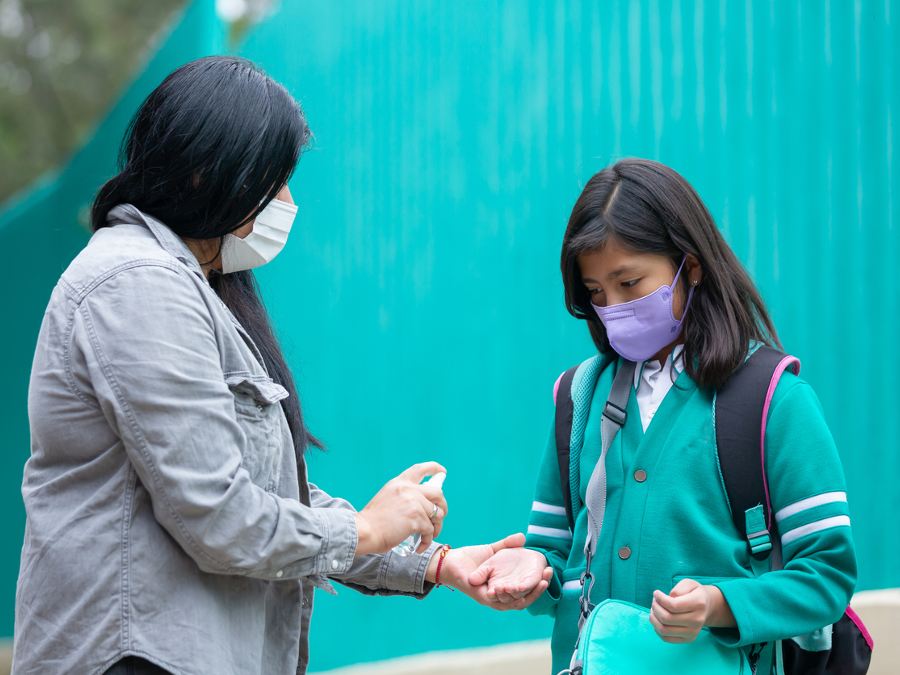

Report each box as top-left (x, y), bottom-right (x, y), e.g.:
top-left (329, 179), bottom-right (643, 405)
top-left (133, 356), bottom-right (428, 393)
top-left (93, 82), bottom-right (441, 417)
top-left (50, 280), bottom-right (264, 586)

top-left (1, 1), bottom-right (897, 672)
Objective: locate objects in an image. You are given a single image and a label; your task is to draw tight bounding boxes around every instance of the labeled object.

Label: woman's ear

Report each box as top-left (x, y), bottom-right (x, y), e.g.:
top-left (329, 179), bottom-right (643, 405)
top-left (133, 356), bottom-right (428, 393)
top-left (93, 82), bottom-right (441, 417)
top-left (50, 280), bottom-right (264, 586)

top-left (685, 253), bottom-right (703, 287)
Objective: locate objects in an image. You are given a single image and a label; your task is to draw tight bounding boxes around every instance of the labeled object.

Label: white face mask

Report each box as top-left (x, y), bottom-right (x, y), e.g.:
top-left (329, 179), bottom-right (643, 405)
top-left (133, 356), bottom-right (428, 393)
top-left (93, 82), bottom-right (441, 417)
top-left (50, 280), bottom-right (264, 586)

top-left (220, 198), bottom-right (298, 274)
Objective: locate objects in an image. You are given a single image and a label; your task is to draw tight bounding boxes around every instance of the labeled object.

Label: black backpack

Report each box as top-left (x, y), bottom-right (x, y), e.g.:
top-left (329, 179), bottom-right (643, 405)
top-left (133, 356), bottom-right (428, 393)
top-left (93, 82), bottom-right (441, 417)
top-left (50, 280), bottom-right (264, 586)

top-left (553, 346), bottom-right (873, 675)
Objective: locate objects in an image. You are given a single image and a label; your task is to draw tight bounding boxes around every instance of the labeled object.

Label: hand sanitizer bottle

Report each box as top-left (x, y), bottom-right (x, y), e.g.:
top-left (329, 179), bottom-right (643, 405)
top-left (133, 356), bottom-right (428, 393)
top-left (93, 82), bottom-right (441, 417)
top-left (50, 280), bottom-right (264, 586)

top-left (391, 472), bottom-right (446, 557)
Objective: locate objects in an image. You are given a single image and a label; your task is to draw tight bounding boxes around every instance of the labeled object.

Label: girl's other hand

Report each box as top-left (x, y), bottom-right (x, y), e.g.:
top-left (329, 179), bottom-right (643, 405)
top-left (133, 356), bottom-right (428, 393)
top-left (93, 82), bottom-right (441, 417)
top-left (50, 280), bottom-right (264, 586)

top-left (649, 579), bottom-right (736, 643)
top-left (468, 546), bottom-right (553, 604)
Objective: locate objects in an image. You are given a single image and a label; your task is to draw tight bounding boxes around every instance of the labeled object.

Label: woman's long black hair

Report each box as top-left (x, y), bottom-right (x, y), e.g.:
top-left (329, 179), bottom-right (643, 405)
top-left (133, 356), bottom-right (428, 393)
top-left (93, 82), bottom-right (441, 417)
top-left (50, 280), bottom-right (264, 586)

top-left (91, 55), bottom-right (321, 457)
top-left (561, 158), bottom-right (781, 390)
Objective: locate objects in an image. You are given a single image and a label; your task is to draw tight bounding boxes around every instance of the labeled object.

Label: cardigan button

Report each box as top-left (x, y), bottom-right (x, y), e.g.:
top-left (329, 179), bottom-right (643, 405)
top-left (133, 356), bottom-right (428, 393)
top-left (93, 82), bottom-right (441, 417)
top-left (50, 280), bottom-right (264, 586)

top-left (619, 546), bottom-right (632, 560)
top-left (634, 470), bottom-right (647, 483)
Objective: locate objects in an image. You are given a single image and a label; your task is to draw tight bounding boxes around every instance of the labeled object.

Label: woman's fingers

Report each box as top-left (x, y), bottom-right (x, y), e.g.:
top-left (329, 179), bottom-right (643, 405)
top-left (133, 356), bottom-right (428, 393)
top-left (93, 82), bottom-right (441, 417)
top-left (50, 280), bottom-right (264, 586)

top-left (413, 491), bottom-right (443, 524)
top-left (468, 561), bottom-right (493, 587)
top-left (399, 462), bottom-right (447, 485)
top-left (417, 484), bottom-right (449, 519)
top-left (492, 532), bottom-right (526, 552)
top-left (429, 506), bottom-right (445, 541)
top-left (410, 482), bottom-right (447, 552)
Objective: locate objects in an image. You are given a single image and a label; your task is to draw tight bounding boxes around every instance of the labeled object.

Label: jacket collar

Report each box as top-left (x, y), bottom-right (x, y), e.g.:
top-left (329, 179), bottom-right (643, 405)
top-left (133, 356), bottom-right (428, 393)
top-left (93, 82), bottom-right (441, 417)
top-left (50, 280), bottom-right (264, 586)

top-left (107, 204), bottom-right (206, 279)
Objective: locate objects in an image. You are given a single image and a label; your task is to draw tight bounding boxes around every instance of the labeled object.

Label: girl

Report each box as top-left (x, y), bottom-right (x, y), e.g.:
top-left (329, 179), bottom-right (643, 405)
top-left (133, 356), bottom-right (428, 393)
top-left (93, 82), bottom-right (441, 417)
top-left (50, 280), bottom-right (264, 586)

top-left (469, 158), bottom-right (857, 674)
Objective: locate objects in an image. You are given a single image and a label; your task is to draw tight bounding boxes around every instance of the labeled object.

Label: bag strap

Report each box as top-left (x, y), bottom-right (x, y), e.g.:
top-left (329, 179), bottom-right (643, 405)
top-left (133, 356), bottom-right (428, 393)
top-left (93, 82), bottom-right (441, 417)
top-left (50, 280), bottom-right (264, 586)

top-left (715, 345), bottom-right (800, 561)
top-left (554, 365), bottom-right (580, 532)
top-left (578, 360), bottom-right (636, 629)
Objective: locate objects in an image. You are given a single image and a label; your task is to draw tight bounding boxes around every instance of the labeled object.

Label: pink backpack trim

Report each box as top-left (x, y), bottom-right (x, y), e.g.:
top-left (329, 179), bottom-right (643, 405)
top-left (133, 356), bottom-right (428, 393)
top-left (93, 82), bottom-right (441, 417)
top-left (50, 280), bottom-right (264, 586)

top-left (553, 371), bottom-right (565, 405)
top-left (759, 355), bottom-right (801, 529)
top-left (845, 606), bottom-right (875, 651)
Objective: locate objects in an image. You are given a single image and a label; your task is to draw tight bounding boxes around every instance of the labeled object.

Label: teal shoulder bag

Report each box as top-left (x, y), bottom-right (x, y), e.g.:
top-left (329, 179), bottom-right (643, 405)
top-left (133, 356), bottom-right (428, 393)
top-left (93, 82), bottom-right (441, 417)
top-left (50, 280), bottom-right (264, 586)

top-left (562, 361), bottom-right (750, 675)
top-left (571, 599), bottom-right (750, 674)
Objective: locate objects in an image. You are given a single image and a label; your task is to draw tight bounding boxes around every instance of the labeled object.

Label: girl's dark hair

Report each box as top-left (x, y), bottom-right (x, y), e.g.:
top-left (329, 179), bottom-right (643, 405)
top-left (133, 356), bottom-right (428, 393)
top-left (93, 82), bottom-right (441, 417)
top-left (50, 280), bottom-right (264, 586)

top-left (91, 55), bottom-right (321, 456)
top-left (561, 158), bottom-right (780, 390)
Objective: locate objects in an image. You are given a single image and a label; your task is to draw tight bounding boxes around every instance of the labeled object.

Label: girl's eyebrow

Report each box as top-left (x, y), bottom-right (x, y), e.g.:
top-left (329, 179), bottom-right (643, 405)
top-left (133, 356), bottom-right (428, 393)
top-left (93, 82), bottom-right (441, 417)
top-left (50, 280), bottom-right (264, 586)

top-left (583, 265), bottom-right (642, 285)
top-left (606, 265), bottom-right (641, 280)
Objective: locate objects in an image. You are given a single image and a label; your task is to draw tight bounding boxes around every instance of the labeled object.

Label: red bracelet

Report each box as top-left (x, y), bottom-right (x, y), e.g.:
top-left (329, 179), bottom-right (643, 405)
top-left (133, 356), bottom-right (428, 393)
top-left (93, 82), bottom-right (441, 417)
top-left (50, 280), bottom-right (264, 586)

top-left (435, 544), bottom-right (452, 588)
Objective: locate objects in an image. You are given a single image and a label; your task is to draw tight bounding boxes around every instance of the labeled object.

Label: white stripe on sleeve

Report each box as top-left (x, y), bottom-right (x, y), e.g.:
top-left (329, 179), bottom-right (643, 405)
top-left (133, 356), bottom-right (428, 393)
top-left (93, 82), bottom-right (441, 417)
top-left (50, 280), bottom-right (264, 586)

top-left (781, 515), bottom-right (851, 546)
top-left (532, 501), bottom-right (568, 516)
top-left (527, 524), bottom-right (573, 540)
top-left (774, 492), bottom-right (847, 523)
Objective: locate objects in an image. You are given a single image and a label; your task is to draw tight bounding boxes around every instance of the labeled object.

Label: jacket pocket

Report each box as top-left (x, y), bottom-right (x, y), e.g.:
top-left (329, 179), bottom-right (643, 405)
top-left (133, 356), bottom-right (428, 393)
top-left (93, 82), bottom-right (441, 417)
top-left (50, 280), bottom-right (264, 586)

top-left (225, 374), bottom-right (289, 492)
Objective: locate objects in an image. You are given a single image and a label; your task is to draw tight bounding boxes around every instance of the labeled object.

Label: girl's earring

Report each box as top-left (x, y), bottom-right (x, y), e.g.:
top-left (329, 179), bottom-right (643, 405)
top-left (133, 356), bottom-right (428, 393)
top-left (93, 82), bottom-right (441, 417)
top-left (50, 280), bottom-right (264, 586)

top-left (692, 279), bottom-right (698, 285)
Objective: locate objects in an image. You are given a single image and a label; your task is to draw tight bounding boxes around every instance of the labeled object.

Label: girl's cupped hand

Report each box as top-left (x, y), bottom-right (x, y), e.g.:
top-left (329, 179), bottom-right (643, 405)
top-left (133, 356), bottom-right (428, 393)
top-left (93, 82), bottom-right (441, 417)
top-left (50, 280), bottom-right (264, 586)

top-left (467, 544), bottom-right (553, 605)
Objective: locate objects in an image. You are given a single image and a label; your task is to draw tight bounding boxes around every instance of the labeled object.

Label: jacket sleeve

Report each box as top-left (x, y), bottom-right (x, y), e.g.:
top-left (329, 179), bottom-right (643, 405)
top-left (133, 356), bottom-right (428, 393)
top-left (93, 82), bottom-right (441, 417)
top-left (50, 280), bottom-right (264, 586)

top-left (711, 373), bottom-right (858, 647)
top-left (525, 406), bottom-right (576, 618)
top-left (308, 483), bottom-right (439, 598)
top-left (73, 263), bottom-right (358, 583)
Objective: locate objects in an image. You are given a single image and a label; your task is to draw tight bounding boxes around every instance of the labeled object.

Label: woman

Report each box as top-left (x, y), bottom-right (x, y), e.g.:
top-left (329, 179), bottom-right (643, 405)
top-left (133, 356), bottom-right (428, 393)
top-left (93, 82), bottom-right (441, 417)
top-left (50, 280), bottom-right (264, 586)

top-left (469, 159), bottom-right (857, 674)
top-left (12, 56), bottom-right (549, 675)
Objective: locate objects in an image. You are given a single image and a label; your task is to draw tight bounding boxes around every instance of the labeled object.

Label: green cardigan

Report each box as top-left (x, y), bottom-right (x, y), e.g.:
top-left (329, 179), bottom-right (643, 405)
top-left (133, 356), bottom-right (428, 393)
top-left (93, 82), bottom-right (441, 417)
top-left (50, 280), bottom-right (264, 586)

top-left (524, 354), bottom-right (857, 675)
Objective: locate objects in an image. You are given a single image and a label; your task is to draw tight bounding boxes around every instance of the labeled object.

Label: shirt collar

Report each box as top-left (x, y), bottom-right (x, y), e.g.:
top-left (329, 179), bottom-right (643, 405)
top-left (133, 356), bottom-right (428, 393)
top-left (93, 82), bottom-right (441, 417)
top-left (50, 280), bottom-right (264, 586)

top-left (106, 204), bottom-right (206, 279)
top-left (634, 343), bottom-right (685, 390)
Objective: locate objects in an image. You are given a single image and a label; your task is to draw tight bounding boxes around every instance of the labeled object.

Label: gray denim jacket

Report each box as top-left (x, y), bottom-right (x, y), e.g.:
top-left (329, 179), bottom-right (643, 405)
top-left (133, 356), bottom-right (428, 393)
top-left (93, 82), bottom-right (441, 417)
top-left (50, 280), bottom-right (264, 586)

top-left (13, 205), bottom-right (437, 675)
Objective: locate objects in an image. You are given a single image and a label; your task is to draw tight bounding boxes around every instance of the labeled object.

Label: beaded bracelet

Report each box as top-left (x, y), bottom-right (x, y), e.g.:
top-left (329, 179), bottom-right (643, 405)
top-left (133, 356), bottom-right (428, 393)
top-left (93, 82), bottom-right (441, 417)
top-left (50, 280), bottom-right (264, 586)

top-left (435, 544), bottom-right (452, 588)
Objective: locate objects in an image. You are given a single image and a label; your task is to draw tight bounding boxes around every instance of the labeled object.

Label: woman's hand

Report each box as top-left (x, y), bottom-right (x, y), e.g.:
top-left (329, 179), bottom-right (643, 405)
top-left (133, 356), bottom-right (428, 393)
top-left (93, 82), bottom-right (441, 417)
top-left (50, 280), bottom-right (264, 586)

top-left (649, 579), bottom-right (737, 643)
top-left (425, 534), bottom-right (552, 610)
top-left (353, 462), bottom-right (448, 557)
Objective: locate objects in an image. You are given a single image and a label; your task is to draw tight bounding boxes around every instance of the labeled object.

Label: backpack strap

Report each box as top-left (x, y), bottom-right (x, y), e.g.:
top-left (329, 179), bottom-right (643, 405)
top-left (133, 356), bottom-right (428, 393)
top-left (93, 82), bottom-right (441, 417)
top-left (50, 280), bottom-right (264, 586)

top-left (578, 360), bottom-right (636, 629)
top-left (554, 365), bottom-right (580, 532)
top-left (715, 345), bottom-right (800, 561)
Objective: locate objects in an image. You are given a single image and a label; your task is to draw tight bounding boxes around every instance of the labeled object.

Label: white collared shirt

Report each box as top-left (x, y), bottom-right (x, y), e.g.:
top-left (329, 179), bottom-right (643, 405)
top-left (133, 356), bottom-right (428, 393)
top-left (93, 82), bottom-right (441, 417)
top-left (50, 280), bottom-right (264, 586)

top-left (633, 344), bottom-right (685, 432)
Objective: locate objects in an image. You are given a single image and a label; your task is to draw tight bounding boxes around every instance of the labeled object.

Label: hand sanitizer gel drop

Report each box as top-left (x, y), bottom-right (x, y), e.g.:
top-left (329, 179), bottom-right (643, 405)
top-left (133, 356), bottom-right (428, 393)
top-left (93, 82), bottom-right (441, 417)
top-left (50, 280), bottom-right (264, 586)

top-left (391, 472), bottom-right (446, 557)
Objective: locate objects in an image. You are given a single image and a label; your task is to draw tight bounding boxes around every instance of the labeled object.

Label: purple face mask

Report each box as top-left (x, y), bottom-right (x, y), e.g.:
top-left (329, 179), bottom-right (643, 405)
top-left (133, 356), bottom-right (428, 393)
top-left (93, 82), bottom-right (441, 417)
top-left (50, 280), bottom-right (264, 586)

top-left (591, 255), bottom-right (694, 363)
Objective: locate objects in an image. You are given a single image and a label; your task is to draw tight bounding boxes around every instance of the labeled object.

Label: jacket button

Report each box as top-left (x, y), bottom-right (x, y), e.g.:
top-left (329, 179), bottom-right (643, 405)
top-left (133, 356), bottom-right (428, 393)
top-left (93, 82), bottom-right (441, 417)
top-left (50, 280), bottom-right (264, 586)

top-left (302, 597), bottom-right (309, 607)
top-left (619, 546), bottom-right (632, 560)
top-left (331, 560), bottom-right (340, 570)
top-left (634, 470), bottom-right (647, 483)
top-left (257, 405), bottom-right (264, 412)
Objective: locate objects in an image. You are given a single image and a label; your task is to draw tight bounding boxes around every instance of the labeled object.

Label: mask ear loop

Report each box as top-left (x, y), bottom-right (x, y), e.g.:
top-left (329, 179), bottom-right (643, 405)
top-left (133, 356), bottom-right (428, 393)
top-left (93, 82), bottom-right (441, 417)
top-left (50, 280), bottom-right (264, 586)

top-left (672, 254), bottom-right (695, 327)
top-left (670, 254), bottom-right (695, 385)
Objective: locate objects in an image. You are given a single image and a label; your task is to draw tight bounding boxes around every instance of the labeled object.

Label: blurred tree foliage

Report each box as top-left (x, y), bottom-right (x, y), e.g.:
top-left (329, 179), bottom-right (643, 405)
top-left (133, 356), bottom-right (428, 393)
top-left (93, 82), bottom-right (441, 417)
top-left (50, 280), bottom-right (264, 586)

top-left (0, 0), bottom-right (188, 203)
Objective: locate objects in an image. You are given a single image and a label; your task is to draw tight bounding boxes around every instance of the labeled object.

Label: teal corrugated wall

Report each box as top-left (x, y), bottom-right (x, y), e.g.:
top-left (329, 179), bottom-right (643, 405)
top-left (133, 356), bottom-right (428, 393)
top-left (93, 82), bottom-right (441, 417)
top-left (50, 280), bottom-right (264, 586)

top-left (1, 1), bottom-right (897, 671)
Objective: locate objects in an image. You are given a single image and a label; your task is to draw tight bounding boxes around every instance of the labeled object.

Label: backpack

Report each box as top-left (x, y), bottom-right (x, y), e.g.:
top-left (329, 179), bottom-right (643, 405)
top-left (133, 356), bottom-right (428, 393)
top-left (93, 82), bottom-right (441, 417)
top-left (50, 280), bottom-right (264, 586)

top-left (553, 346), bottom-right (873, 675)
